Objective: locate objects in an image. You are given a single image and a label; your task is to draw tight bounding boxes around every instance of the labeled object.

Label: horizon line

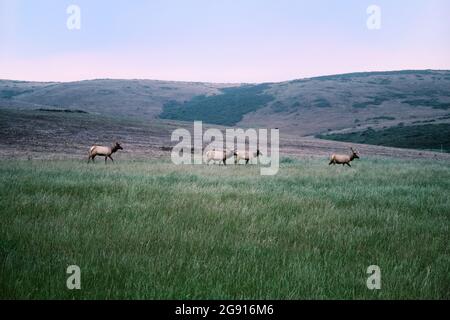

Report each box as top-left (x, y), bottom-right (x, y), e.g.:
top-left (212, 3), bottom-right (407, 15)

top-left (1, 68), bottom-right (449, 85)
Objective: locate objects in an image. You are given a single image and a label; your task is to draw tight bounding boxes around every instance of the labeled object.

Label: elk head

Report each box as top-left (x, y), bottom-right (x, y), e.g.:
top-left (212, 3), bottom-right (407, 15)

top-left (114, 142), bottom-right (123, 150)
top-left (350, 147), bottom-right (359, 159)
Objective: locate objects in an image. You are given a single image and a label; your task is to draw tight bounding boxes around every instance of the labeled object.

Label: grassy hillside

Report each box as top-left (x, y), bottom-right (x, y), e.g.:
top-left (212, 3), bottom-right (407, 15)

top-left (238, 70), bottom-right (450, 135)
top-left (159, 70), bottom-right (450, 129)
top-left (159, 84), bottom-right (274, 125)
top-left (1, 159), bottom-right (449, 299)
top-left (2, 70), bottom-right (450, 133)
top-left (317, 123), bottom-right (450, 153)
top-left (2, 70), bottom-right (450, 152)
top-left (0, 79), bottom-right (230, 118)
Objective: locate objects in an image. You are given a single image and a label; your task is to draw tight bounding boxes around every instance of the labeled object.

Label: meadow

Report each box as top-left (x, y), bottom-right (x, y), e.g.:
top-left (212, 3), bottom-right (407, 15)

top-left (0, 158), bottom-right (449, 299)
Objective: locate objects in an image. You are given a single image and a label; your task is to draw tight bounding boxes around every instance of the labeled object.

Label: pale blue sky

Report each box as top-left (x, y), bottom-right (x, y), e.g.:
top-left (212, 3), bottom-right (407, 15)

top-left (1, 0), bottom-right (449, 82)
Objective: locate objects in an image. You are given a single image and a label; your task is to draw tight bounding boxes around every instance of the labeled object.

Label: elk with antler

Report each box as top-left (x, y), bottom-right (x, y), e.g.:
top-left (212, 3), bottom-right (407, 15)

top-left (329, 147), bottom-right (360, 167)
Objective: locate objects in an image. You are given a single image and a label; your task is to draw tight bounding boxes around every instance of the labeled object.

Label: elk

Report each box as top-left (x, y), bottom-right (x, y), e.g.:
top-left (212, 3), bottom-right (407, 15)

top-left (87, 142), bottom-right (123, 164)
top-left (234, 149), bottom-right (262, 164)
top-left (205, 149), bottom-right (235, 165)
top-left (329, 147), bottom-right (359, 167)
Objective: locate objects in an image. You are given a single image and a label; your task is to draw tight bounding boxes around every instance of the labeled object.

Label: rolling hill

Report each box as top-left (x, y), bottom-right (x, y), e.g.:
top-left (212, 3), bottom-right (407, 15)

top-left (1, 70), bottom-right (450, 154)
top-left (239, 70), bottom-right (450, 136)
top-left (0, 79), bottom-right (232, 118)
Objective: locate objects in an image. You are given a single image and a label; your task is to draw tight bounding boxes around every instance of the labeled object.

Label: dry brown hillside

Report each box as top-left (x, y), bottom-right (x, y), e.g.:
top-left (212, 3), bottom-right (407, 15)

top-left (1, 108), bottom-right (448, 161)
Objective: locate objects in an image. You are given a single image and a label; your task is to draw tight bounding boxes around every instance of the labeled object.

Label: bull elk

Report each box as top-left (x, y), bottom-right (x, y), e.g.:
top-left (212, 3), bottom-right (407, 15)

top-left (234, 149), bottom-right (262, 164)
top-left (329, 147), bottom-right (360, 167)
top-left (87, 142), bottom-right (123, 164)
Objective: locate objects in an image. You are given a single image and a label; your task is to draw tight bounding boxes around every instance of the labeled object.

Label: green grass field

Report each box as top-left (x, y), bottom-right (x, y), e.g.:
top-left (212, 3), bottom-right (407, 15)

top-left (0, 158), bottom-right (449, 299)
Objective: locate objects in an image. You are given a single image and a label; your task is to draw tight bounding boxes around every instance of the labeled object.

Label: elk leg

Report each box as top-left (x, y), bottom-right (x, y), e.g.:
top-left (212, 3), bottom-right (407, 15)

top-left (346, 162), bottom-right (351, 167)
top-left (109, 155), bottom-right (114, 163)
top-left (105, 156), bottom-right (108, 164)
top-left (246, 159), bottom-right (249, 165)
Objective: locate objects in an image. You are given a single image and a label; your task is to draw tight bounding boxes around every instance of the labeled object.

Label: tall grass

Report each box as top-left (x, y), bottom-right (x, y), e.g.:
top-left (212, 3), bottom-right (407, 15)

top-left (0, 158), bottom-right (449, 299)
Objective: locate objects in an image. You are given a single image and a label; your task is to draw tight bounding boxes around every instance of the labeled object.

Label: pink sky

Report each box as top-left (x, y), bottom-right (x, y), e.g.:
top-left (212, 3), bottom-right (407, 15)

top-left (1, 0), bottom-right (449, 83)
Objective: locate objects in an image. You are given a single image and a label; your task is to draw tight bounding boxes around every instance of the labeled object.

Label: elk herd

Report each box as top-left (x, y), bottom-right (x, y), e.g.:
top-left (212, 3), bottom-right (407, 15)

top-left (87, 142), bottom-right (360, 167)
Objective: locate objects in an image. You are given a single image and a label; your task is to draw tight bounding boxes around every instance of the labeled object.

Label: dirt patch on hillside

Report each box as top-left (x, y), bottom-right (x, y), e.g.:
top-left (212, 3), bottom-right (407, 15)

top-left (1, 109), bottom-right (449, 162)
